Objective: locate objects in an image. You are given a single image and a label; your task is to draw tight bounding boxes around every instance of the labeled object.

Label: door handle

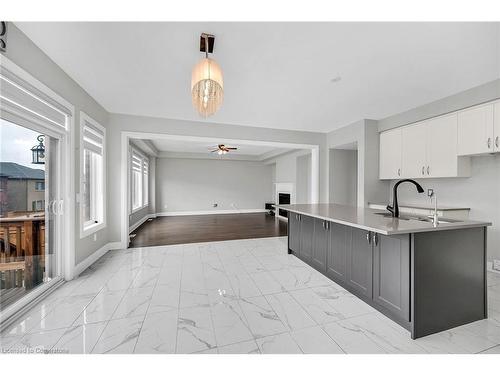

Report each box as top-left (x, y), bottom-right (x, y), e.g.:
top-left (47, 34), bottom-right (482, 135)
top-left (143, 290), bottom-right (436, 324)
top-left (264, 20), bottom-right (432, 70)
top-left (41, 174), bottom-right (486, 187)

top-left (488, 137), bottom-right (492, 149)
top-left (397, 168), bottom-right (401, 176)
top-left (372, 233), bottom-right (379, 246)
top-left (421, 166), bottom-right (425, 175)
top-left (496, 136), bottom-right (499, 149)
top-left (427, 166), bottom-right (430, 175)
top-left (366, 232), bottom-right (371, 244)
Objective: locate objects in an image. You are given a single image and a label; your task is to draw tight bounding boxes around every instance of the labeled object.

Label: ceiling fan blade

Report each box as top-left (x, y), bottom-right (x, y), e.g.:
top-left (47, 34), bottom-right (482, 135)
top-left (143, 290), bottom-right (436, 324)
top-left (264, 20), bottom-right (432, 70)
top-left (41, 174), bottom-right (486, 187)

top-left (210, 149), bottom-right (218, 153)
top-left (226, 147), bottom-right (238, 150)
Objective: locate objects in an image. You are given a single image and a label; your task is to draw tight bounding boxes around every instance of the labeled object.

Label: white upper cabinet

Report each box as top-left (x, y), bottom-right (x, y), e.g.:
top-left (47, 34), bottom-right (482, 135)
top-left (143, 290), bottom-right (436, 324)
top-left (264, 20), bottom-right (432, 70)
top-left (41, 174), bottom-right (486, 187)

top-left (427, 113), bottom-right (469, 178)
top-left (380, 113), bottom-right (470, 180)
top-left (379, 127), bottom-right (402, 180)
top-left (401, 121), bottom-right (428, 178)
top-left (494, 102), bottom-right (500, 152)
top-left (457, 103), bottom-right (494, 155)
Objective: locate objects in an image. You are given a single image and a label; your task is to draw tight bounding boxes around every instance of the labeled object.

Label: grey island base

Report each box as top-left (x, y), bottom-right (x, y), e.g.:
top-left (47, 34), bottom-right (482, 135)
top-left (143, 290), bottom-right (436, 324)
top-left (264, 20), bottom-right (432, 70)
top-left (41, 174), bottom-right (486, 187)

top-left (278, 204), bottom-right (491, 339)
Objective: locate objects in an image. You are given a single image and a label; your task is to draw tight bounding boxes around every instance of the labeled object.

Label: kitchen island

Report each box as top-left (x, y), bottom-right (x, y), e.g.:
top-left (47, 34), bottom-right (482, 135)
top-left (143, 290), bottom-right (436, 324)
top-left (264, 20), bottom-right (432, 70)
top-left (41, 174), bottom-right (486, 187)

top-left (278, 203), bottom-right (491, 339)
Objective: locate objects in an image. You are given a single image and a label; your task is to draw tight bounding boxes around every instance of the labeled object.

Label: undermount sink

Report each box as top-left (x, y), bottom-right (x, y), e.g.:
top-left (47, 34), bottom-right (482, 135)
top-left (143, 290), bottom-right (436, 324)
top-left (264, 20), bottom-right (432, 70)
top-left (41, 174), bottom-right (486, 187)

top-left (374, 212), bottom-right (460, 224)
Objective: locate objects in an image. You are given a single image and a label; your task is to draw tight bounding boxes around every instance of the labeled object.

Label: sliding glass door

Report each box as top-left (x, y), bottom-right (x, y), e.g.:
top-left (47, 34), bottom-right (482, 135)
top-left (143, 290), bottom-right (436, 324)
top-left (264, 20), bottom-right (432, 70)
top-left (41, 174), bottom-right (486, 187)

top-left (0, 119), bottom-right (62, 311)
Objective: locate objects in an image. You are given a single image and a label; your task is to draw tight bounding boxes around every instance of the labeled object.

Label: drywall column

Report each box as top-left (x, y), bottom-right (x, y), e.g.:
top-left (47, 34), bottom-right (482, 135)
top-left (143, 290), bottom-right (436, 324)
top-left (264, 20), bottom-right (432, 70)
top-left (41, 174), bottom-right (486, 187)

top-left (311, 147), bottom-right (319, 204)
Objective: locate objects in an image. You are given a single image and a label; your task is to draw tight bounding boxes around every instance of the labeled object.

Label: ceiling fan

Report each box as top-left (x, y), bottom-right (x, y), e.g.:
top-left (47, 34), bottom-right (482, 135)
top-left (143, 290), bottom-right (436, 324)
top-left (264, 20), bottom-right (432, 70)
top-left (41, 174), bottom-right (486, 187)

top-left (210, 144), bottom-right (238, 155)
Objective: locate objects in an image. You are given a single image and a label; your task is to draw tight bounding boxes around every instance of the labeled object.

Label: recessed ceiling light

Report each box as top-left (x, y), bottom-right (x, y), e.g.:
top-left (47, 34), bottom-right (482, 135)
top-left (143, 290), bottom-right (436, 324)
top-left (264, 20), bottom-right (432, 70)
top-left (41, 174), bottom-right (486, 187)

top-left (330, 76), bottom-right (342, 83)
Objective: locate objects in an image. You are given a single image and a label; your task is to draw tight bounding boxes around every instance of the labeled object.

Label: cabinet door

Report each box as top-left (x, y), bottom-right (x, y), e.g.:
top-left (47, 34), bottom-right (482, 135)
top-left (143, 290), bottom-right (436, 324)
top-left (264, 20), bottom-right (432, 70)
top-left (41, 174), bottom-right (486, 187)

top-left (312, 219), bottom-right (328, 273)
top-left (401, 122), bottom-right (428, 178)
top-left (373, 233), bottom-right (410, 322)
top-left (346, 228), bottom-right (373, 298)
top-left (494, 102), bottom-right (500, 152)
top-left (427, 114), bottom-right (458, 177)
top-left (299, 215), bottom-right (314, 262)
top-left (326, 222), bottom-right (349, 282)
top-left (379, 128), bottom-right (402, 180)
top-left (288, 213), bottom-right (301, 254)
top-left (457, 104), bottom-right (494, 155)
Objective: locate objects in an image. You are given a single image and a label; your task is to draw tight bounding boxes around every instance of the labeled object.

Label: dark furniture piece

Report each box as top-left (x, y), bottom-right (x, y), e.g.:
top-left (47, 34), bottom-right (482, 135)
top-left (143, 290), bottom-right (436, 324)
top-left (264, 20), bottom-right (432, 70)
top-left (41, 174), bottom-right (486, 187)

top-left (265, 202), bottom-right (275, 216)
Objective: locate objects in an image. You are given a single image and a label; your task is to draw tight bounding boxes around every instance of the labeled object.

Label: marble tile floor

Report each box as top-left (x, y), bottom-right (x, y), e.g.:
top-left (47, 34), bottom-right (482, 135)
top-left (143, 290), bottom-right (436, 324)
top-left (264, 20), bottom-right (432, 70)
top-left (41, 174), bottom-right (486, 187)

top-left (2, 236), bottom-right (500, 354)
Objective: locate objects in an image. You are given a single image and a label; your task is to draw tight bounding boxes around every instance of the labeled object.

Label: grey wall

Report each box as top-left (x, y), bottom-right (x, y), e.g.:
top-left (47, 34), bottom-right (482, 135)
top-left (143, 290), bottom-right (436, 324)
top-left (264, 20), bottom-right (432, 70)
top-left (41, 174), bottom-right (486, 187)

top-left (3, 24), bottom-right (111, 265)
top-left (265, 149), bottom-right (313, 204)
top-left (107, 113), bottom-right (327, 243)
top-left (378, 79), bottom-right (500, 132)
top-left (296, 153), bottom-right (312, 204)
top-left (155, 158), bottom-right (273, 213)
top-left (327, 119), bottom-right (388, 207)
top-left (329, 149), bottom-right (358, 206)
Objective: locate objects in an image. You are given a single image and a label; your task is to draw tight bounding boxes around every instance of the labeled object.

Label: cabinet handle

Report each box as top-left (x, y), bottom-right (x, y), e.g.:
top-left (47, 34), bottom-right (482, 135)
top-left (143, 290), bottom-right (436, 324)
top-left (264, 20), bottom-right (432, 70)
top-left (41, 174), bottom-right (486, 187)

top-left (496, 136), bottom-right (499, 148)
top-left (427, 166), bottom-right (430, 175)
top-left (488, 137), bottom-right (492, 149)
top-left (397, 168), bottom-right (401, 176)
top-left (421, 166), bottom-right (425, 176)
top-left (325, 222), bottom-right (329, 230)
top-left (372, 233), bottom-right (379, 246)
top-left (366, 232), bottom-right (371, 244)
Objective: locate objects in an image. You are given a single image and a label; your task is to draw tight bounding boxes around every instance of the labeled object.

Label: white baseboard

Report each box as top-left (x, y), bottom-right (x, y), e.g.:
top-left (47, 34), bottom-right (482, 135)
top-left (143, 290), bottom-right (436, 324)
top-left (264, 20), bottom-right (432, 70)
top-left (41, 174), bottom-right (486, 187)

top-left (73, 241), bottom-right (123, 278)
top-left (487, 261), bottom-right (500, 274)
top-left (129, 213), bottom-right (156, 234)
top-left (156, 209), bottom-right (267, 217)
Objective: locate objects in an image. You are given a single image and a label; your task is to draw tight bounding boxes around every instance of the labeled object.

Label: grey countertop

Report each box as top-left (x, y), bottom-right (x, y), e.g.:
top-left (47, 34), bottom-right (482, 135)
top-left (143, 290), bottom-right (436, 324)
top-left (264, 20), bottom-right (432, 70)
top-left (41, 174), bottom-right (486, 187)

top-left (277, 204), bottom-right (491, 235)
top-left (368, 202), bottom-right (470, 211)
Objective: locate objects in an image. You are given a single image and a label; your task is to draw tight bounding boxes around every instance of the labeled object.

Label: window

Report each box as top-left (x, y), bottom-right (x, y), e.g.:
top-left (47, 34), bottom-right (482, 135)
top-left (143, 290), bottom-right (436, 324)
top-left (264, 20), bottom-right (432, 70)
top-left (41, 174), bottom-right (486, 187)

top-left (32, 200), bottom-right (44, 211)
top-left (80, 112), bottom-right (106, 237)
top-left (35, 181), bottom-right (45, 191)
top-left (130, 148), bottom-right (149, 212)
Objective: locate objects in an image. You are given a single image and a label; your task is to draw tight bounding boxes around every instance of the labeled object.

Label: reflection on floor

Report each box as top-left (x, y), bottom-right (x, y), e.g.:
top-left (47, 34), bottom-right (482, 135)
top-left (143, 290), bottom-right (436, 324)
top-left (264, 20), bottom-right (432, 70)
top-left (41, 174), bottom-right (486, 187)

top-left (129, 213), bottom-right (287, 248)
top-left (2, 236), bottom-right (500, 354)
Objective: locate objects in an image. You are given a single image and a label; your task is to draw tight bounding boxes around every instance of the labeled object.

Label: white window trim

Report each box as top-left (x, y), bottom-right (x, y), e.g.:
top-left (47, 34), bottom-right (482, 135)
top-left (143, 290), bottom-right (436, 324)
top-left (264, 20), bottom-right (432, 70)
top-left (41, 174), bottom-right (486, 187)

top-left (0, 56), bottom-right (76, 324)
top-left (79, 111), bottom-right (106, 238)
top-left (129, 146), bottom-right (149, 214)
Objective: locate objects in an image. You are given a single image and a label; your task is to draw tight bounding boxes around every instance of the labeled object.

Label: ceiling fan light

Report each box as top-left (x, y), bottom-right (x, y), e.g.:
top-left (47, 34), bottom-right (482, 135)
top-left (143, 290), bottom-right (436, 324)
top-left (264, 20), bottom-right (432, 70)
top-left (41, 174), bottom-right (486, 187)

top-left (191, 58), bottom-right (224, 117)
top-left (217, 149), bottom-right (223, 155)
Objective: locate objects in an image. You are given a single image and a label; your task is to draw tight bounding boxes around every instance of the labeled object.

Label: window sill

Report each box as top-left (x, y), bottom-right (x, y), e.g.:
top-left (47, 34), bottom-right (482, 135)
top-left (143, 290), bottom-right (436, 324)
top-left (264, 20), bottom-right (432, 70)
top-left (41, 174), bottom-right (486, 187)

top-left (80, 221), bottom-right (106, 239)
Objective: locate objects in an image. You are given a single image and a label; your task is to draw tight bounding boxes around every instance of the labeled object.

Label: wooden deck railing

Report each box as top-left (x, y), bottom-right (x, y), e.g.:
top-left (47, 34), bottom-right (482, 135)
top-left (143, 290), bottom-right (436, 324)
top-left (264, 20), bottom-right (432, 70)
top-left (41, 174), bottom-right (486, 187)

top-left (0, 215), bottom-right (45, 291)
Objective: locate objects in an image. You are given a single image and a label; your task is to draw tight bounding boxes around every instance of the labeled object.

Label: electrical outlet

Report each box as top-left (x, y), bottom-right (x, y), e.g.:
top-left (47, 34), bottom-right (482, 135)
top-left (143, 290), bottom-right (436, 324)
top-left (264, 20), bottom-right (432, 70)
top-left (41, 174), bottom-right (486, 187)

top-left (93, 233), bottom-right (97, 242)
top-left (493, 259), bottom-right (500, 271)
top-left (164, 204), bottom-right (168, 209)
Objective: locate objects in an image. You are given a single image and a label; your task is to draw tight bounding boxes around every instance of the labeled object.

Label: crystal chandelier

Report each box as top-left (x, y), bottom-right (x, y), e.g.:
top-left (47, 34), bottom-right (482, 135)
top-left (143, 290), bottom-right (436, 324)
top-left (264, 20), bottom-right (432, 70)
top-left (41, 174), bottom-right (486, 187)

top-left (191, 33), bottom-right (223, 117)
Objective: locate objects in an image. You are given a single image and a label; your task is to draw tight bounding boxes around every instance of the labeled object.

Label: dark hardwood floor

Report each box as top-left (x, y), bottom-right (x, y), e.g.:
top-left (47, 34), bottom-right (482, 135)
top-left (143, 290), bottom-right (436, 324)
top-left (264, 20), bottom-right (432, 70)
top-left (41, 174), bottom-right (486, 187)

top-left (129, 213), bottom-right (288, 248)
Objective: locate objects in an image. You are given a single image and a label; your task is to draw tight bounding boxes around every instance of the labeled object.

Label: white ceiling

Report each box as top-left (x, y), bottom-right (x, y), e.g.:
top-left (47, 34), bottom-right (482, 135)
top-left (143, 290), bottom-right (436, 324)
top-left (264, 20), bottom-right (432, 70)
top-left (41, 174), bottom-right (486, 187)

top-left (151, 138), bottom-right (287, 156)
top-left (16, 22), bottom-right (500, 132)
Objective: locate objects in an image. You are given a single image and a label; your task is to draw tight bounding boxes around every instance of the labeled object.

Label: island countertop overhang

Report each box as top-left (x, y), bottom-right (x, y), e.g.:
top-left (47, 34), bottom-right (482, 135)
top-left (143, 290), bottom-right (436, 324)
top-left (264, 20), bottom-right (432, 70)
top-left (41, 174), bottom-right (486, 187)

top-left (276, 203), bottom-right (491, 235)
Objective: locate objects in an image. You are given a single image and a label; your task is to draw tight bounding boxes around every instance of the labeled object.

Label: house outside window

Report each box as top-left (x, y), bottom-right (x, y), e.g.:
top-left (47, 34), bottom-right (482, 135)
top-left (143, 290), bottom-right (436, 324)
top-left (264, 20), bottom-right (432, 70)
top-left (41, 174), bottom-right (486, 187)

top-left (80, 112), bottom-right (106, 238)
top-left (130, 148), bottom-right (149, 213)
top-left (35, 181), bottom-right (45, 191)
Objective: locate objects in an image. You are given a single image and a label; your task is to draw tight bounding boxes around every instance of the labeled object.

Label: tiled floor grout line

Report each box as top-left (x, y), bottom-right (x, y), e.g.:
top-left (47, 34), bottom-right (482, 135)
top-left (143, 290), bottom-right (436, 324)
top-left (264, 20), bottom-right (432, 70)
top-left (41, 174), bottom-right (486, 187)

top-left (4, 237), bottom-right (500, 354)
top-left (130, 259), bottom-right (163, 354)
top-left (476, 343), bottom-right (500, 354)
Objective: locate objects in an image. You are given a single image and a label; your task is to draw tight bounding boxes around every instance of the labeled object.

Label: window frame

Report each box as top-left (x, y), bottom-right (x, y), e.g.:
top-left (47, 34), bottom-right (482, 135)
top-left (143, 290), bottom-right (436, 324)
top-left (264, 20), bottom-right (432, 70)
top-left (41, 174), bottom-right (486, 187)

top-left (129, 147), bottom-right (149, 214)
top-left (79, 111), bottom-right (106, 238)
top-left (34, 181), bottom-right (45, 191)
